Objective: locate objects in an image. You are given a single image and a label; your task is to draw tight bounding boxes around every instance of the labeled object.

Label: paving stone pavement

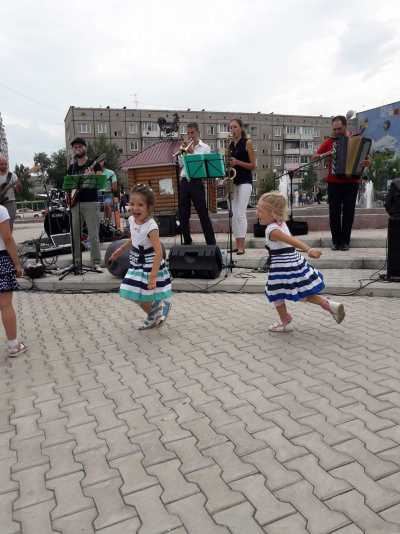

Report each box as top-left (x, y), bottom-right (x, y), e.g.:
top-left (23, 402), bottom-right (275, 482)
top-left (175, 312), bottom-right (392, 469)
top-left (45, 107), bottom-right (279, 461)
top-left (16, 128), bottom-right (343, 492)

top-left (1, 291), bottom-right (400, 533)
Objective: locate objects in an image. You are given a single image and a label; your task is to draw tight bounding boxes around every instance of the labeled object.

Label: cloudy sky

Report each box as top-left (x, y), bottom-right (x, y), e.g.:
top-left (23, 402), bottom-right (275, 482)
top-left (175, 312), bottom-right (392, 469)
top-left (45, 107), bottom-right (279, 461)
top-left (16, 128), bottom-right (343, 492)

top-left (1, 0), bottom-right (399, 166)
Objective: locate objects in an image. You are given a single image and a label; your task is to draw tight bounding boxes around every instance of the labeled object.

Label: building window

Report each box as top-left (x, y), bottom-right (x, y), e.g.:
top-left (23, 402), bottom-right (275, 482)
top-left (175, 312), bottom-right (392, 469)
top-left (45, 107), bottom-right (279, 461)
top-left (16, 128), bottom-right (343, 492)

top-left (300, 156), bottom-right (310, 164)
top-left (207, 125), bottom-right (216, 135)
top-left (273, 141), bottom-right (282, 151)
top-left (252, 143), bottom-right (257, 151)
top-left (273, 126), bottom-right (282, 137)
top-left (285, 155), bottom-right (300, 164)
top-left (219, 123), bottom-right (229, 133)
top-left (128, 123), bottom-right (138, 134)
top-left (273, 156), bottom-right (282, 166)
top-left (209, 142), bottom-right (216, 151)
top-left (179, 125), bottom-right (187, 135)
top-left (286, 126), bottom-right (297, 135)
top-left (130, 140), bottom-right (139, 151)
top-left (300, 141), bottom-right (312, 149)
top-left (97, 123), bottom-right (107, 134)
top-left (250, 126), bottom-right (258, 137)
top-left (143, 122), bottom-right (158, 133)
top-left (114, 130), bottom-right (122, 137)
top-left (314, 128), bottom-right (320, 137)
top-left (302, 127), bottom-right (314, 136)
top-left (78, 123), bottom-right (89, 134)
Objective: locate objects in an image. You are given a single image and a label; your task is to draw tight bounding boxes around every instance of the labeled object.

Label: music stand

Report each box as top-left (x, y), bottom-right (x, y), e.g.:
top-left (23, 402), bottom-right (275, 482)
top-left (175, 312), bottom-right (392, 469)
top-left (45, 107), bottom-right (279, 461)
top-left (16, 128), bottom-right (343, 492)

top-left (59, 174), bottom-right (106, 280)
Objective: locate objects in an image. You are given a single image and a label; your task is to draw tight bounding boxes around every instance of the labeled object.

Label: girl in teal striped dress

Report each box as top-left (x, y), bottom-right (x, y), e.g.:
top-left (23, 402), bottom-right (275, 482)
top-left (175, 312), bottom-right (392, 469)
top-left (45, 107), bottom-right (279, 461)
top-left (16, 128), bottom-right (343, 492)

top-left (109, 184), bottom-right (172, 329)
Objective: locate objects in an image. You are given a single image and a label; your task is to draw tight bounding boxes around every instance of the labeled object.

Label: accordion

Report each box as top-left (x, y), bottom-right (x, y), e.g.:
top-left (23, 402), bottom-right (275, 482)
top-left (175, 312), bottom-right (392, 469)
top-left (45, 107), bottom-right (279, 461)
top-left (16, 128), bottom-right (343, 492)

top-left (332, 135), bottom-right (372, 178)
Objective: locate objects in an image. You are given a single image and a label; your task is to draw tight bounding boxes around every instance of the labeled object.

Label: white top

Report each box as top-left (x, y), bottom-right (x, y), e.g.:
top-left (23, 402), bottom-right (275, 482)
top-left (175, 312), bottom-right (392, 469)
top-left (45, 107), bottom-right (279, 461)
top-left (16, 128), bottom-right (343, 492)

top-left (129, 216), bottom-right (158, 249)
top-left (0, 205), bottom-right (10, 250)
top-left (265, 221), bottom-right (292, 250)
top-left (180, 139), bottom-right (211, 178)
top-left (0, 172), bottom-right (18, 201)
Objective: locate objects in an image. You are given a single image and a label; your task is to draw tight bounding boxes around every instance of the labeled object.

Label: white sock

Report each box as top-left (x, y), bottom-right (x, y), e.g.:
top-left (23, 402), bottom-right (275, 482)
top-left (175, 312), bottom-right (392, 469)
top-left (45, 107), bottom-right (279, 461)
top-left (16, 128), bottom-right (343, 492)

top-left (7, 339), bottom-right (18, 349)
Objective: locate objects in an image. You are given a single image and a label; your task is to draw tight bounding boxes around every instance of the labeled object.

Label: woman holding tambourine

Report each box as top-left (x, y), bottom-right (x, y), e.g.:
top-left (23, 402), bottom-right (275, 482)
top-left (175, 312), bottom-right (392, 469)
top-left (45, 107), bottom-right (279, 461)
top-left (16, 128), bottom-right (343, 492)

top-left (228, 118), bottom-right (256, 255)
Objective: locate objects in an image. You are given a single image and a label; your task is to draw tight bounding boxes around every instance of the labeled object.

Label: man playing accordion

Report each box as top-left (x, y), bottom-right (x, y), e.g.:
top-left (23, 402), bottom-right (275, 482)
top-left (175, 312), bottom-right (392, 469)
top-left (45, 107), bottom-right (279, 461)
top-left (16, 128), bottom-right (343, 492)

top-left (312, 115), bottom-right (370, 251)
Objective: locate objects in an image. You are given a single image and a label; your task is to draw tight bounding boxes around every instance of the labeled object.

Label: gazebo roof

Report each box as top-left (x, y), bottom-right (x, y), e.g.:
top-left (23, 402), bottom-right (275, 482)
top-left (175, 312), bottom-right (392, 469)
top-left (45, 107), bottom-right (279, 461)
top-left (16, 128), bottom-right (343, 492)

top-left (122, 140), bottom-right (181, 169)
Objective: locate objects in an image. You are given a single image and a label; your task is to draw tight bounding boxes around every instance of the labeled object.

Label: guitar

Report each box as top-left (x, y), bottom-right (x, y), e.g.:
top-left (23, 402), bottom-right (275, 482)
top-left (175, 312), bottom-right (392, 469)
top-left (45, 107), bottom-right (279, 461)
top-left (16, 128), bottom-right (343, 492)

top-left (0, 173), bottom-right (16, 204)
top-left (69, 153), bottom-right (107, 207)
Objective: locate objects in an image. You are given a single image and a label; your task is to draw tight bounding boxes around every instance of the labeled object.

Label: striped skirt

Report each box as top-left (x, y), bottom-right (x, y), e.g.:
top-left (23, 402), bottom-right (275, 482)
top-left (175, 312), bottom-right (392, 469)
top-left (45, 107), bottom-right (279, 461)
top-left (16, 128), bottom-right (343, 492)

top-left (0, 250), bottom-right (18, 293)
top-left (120, 246), bottom-right (172, 303)
top-left (265, 247), bottom-right (324, 303)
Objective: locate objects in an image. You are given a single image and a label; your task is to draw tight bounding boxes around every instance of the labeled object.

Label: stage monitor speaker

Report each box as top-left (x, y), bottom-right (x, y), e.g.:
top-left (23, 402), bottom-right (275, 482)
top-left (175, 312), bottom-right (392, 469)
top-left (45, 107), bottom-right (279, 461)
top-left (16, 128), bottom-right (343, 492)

top-left (287, 219), bottom-right (308, 236)
top-left (387, 217), bottom-right (400, 280)
top-left (105, 240), bottom-right (167, 279)
top-left (155, 214), bottom-right (178, 237)
top-left (253, 221), bottom-right (266, 238)
top-left (169, 245), bottom-right (222, 279)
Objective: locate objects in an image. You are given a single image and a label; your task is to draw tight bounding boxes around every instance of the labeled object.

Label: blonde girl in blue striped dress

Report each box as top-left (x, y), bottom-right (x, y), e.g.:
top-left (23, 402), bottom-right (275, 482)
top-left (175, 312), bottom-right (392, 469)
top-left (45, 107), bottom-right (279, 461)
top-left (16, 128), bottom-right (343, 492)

top-left (257, 192), bottom-right (345, 333)
top-left (109, 184), bottom-right (172, 329)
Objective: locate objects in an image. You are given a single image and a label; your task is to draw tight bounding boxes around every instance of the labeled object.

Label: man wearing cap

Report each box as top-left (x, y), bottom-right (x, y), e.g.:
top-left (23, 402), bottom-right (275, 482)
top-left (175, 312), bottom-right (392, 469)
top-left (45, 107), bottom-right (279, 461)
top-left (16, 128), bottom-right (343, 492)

top-left (67, 137), bottom-right (101, 268)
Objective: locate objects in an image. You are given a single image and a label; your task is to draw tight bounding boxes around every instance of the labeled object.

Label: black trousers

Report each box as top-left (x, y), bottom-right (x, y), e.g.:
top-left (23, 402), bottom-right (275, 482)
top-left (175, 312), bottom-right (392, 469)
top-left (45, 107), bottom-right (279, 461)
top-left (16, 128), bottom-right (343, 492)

top-left (179, 178), bottom-right (216, 245)
top-left (327, 182), bottom-right (359, 246)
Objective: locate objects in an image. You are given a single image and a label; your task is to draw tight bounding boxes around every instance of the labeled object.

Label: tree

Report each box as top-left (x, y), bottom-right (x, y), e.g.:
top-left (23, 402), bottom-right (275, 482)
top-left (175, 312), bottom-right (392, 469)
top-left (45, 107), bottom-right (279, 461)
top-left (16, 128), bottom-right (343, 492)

top-left (14, 164), bottom-right (34, 201)
top-left (87, 135), bottom-right (121, 174)
top-left (33, 152), bottom-right (51, 174)
top-left (368, 152), bottom-right (400, 191)
top-left (257, 170), bottom-right (276, 198)
top-left (48, 149), bottom-right (68, 189)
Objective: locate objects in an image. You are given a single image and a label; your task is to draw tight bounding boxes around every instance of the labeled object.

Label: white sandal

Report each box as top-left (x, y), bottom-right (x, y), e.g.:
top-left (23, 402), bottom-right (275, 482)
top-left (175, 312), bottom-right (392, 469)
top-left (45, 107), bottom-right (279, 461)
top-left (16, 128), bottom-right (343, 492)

top-left (8, 342), bottom-right (28, 357)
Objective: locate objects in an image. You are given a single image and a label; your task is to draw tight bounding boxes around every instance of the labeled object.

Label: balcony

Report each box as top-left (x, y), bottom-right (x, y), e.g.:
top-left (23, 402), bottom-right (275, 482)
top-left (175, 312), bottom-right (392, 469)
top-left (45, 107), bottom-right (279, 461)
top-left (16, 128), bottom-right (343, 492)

top-left (217, 131), bottom-right (230, 139)
top-left (285, 148), bottom-right (300, 155)
top-left (284, 162), bottom-right (300, 171)
top-left (300, 148), bottom-right (314, 156)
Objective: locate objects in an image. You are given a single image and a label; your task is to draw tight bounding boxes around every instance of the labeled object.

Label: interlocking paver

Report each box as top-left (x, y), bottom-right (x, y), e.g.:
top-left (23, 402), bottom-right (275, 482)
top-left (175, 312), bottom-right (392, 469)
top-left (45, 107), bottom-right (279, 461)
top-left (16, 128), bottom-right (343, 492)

top-left (167, 493), bottom-right (229, 534)
top-left (187, 464), bottom-right (244, 513)
top-left (230, 474), bottom-right (295, 525)
top-left (13, 464), bottom-right (53, 510)
top-left (53, 508), bottom-right (98, 534)
top-left (14, 499), bottom-right (55, 534)
top-left (147, 459), bottom-right (199, 503)
top-left (165, 436), bottom-right (214, 474)
top-left (331, 462), bottom-right (400, 511)
top-left (334, 438), bottom-right (399, 479)
top-left (326, 489), bottom-right (400, 533)
top-left (0, 491), bottom-right (19, 534)
top-left (124, 485), bottom-right (182, 533)
top-left (47, 471), bottom-right (94, 519)
top-left (276, 480), bottom-right (349, 533)
top-left (83, 477), bottom-right (137, 530)
top-left (3, 292), bottom-right (400, 533)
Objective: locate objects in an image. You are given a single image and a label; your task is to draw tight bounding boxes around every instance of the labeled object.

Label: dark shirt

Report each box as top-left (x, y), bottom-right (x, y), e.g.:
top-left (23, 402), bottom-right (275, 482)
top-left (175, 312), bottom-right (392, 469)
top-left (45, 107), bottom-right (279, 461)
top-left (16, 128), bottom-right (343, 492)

top-left (67, 159), bottom-right (98, 202)
top-left (230, 137), bottom-right (253, 186)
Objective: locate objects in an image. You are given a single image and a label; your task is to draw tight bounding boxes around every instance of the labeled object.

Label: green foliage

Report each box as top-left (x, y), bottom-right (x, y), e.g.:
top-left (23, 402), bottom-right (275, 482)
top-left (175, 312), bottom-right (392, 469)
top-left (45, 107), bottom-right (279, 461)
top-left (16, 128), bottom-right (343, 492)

top-left (48, 149), bottom-right (68, 189)
top-left (87, 135), bottom-right (121, 175)
top-left (33, 152), bottom-right (51, 173)
top-left (368, 152), bottom-right (400, 191)
top-left (257, 170), bottom-right (276, 198)
top-left (14, 164), bottom-right (34, 201)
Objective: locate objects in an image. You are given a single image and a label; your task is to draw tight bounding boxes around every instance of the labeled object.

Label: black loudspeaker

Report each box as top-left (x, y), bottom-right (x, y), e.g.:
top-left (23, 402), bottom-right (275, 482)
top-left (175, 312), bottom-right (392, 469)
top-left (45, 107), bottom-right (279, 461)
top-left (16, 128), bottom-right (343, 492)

top-left (287, 219), bottom-right (309, 236)
top-left (155, 215), bottom-right (178, 237)
top-left (105, 240), bottom-right (131, 278)
top-left (169, 245), bottom-right (223, 279)
top-left (105, 240), bottom-right (167, 279)
top-left (253, 221), bottom-right (266, 238)
top-left (387, 218), bottom-right (400, 280)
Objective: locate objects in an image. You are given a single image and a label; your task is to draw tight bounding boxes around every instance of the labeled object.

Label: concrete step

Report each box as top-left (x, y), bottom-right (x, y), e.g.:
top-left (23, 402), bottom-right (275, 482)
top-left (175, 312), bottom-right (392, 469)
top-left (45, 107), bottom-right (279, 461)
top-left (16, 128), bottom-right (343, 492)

top-left (23, 268), bottom-right (400, 298)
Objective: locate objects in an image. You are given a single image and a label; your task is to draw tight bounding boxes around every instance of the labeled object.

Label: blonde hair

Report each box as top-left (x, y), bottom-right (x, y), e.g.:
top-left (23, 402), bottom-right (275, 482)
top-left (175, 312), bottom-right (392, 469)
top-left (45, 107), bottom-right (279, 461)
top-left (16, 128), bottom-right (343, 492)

top-left (258, 191), bottom-right (288, 222)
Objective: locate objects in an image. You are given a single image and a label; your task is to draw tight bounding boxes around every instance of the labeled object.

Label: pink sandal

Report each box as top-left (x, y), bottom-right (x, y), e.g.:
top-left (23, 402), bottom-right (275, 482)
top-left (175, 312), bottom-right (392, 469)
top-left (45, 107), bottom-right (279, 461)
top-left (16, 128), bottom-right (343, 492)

top-left (8, 342), bottom-right (28, 358)
top-left (269, 314), bottom-right (293, 333)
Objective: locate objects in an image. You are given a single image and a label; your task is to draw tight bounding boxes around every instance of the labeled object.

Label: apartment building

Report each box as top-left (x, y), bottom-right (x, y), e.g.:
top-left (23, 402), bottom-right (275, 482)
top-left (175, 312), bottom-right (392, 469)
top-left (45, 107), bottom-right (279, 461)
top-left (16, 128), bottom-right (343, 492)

top-left (0, 113), bottom-right (8, 159)
top-left (64, 106), bottom-right (358, 187)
